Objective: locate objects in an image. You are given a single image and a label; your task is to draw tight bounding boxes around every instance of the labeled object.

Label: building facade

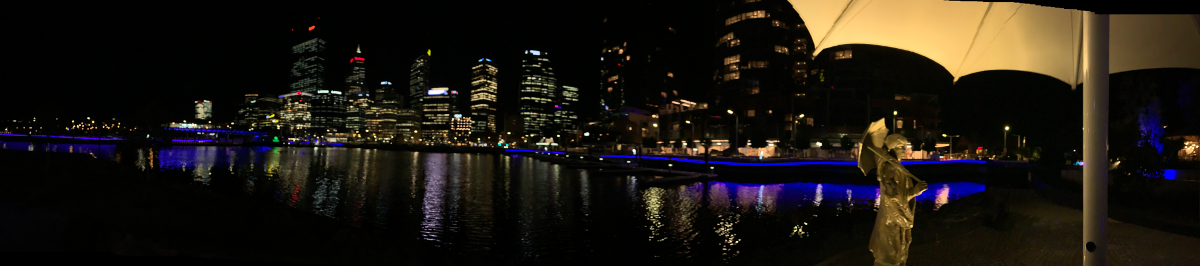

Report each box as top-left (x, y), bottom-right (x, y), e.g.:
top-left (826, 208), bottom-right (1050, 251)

top-left (363, 103), bottom-right (398, 143)
top-left (409, 51), bottom-right (431, 110)
top-left (345, 45), bottom-right (368, 133)
top-left (557, 85), bottom-right (580, 138)
top-left (422, 88), bottom-right (457, 143)
top-left (470, 58), bottom-right (499, 139)
top-left (278, 92), bottom-right (314, 136)
top-left (289, 29), bottom-right (346, 134)
top-left (713, 0), bottom-right (814, 148)
top-left (452, 115), bottom-right (472, 143)
top-left (599, 0), bottom-right (680, 116)
top-left (235, 95), bottom-right (281, 130)
top-left (396, 108), bottom-right (421, 143)
top-left (519, 50), bottom-right (558, 139)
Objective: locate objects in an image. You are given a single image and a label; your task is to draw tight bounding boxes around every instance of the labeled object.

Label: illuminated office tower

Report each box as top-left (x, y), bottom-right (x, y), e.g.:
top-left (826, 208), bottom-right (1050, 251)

top-left (470, 58), bottom-right (498, 138)
top-left (519, 50), bottom-right (557, 139)
top-left (371, 81), bottom-right (403, 105)
top-left (345, 45), bottom-right (368, 132)
top-left (195, 100), bottom-right (212, 120)
top-left (409, 50), bottom-right (431, 110)
top-left (599, 0), bottom-right (680, 115)
top-left (422, 88), bottom-right (457, 143)
top-left (278, 92), bottom-right (314, 136)
top-left (713, 0), bottom-right (813, 143)
top-left (289, 22), bottom-right (345, 134)
top-left (557, 85), bottom-right (579, 136)
top-left (396, 108), bottom-right (421, 142)
top-left (236, 95), bottom-right (281, 129)
top-left (363, 103), bottom-right (398, 142)
top-left (452, 115), bottom-right (472, 143)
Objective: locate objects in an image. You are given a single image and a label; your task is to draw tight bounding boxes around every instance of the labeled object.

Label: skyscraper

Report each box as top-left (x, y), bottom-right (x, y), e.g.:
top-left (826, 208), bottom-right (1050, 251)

top-left (289, 22), bottom-right (345, 134)
top-left (519, 50), bottom-right (557, 139)
top-left (422, 88), bottom-right (457, 143)
top-left (345, 45), bottom-right (368, 133)
top-left (713, 0), bottom-right (813, 146)
top-left (278, 92), bottom-right (314, 136)
top-left (470, 58), bottom-right (498, 139)
top-left (409, 51), bottom-right (431, 110)
top-left (236, 95), bottom-right (281, 130)
top-left (599, 0), bottom-right (681, 116)
top-left (376, 81), bottom-right (400, 104)
top-left (558, 85), bottom-right (579, 136)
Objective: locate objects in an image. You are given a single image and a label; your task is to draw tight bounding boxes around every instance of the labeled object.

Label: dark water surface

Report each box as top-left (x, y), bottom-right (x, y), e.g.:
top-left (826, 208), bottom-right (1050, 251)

top-left (2, 141), bottom-right (985, 264)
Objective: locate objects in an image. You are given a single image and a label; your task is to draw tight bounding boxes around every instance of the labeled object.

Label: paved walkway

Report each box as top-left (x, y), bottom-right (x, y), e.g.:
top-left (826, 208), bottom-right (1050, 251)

top-left (817, 188), bottom-right (1200, 265)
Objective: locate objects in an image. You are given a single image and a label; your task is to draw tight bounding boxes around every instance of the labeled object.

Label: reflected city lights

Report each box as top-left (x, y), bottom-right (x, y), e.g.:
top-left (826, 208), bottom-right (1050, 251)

top-left (934, 184), bottom-right (950, 211)
top-left (0, 141), bottom-right (988, 263)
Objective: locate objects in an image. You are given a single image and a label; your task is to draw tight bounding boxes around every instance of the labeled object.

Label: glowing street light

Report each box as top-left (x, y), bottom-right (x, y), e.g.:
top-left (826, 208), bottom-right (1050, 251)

top-left (1004, 126), bottom-right (1010, 156)
top-left (727, 110), bottom-right (739, 148)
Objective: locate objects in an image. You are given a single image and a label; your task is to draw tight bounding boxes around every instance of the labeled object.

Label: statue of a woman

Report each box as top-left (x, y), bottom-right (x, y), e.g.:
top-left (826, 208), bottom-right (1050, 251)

top-left (858, 119), bottom-right (928, 266)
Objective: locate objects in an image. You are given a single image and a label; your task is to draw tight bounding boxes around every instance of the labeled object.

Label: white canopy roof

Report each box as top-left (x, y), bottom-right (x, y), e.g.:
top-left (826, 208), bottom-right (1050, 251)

top-left (788, 0), bottom-right (1200, 85)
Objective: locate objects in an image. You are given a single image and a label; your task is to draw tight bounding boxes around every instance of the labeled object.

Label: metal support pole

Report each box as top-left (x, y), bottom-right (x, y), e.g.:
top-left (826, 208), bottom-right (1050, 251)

top-left (1082, 12), bottom-right (1109, 266)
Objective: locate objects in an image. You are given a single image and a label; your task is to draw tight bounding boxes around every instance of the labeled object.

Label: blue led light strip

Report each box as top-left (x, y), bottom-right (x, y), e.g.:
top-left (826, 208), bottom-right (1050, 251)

top-left (597, 155), bottom-right (984, 166)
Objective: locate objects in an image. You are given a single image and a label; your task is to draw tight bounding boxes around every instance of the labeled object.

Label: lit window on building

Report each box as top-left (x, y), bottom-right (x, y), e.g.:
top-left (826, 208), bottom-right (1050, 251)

top-left (730, 39), bottom-right (740, 47)
top-left (745, 0), bottom-right (759, 3)
top-left (749, 87), bottom-right (760, 94)
top-left (895, 94), bottom-right (911, 101)
top-left (607, 87), bottom-right (613, 92)
top-left (747, 110), bottom-right (755, 117)
top-left (896, 119), bottom-right (903, 129)
top-left (774, 45), bottom-right (790, 55)
top-left (667, 72), bottom-right (674, 78)
top-left (724, 54), bottom-right (740, 65)
top-left (834, 50), bottom-right (853, 60)
top-left (725, 10), bottom-right (767, 26)
top-left (718, 32), bottom-right (735, 45)
top-left (724, 72), bottom-right (740, 81)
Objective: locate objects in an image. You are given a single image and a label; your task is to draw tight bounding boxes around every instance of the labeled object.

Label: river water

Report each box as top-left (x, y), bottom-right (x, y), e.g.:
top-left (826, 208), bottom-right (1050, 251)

top-left (2, 141), bottom-right (985, 264)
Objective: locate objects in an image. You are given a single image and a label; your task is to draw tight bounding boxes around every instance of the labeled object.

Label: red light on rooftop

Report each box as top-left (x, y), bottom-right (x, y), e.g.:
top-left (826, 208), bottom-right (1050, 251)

top-left (297, 92), bottom-right (301, 95)
top-left (308, 25), bottom-right (315, 31)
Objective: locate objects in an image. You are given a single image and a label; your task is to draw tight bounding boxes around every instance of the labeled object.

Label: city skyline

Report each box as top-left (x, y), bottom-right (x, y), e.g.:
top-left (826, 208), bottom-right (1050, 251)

top-left (3, 1), bottom-right (615, 127)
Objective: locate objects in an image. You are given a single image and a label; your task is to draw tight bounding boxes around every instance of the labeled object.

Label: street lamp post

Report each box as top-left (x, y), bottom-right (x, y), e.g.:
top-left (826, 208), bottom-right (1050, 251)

top-left (727, 110), bottom-right (739, 153)
top-left (686, 120), bottom-right (695, 155)
top-left (1004, 126), bottom-right (1010, 157)
top-left (893, 111), bottom-right (898, 132)
top-left (943, 133), bottom-right (959, 160)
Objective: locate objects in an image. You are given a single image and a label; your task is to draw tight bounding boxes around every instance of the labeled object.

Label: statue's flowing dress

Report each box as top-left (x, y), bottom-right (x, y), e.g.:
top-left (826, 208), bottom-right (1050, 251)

top-left (867, 146), bottom-right (921, 266)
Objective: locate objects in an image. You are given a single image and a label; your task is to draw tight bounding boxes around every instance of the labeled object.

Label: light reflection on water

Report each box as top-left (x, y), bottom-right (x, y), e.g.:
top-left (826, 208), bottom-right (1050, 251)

top-left (0, 141), bottom-right (986, 264)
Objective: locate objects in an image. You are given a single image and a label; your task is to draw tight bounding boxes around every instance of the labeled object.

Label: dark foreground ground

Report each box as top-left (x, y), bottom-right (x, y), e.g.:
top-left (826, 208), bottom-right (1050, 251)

top-left (2, 149), bottom-right (1198, 265)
